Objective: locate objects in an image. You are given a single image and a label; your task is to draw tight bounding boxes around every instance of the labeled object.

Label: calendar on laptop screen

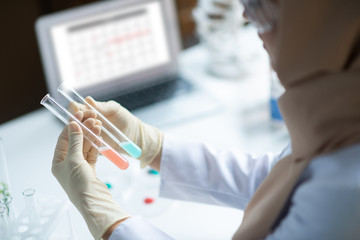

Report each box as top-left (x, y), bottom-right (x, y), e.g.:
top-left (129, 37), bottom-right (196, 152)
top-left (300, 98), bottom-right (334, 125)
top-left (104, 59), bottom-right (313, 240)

top-left (50, 1), bottom-right (170, 89)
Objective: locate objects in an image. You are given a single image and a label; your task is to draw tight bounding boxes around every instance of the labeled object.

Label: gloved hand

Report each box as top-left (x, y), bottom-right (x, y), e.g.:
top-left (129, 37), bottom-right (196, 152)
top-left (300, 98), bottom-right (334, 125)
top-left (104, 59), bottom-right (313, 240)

top-left (71, 97), bottom-right (163, 169)
top-left (52, 119), bottom-right (130, 240)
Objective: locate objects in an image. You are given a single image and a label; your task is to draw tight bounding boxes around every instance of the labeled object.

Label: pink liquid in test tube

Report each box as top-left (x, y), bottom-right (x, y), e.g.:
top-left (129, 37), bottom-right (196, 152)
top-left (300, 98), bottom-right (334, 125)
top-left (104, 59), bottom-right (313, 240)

top-left (100, 147), bottom-right (129, 170)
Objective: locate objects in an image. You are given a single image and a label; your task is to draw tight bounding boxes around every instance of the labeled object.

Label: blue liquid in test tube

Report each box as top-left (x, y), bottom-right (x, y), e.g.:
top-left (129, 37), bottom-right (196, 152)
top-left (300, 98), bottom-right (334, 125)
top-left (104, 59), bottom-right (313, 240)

top-left (120, 142), bottom-right (142, 159)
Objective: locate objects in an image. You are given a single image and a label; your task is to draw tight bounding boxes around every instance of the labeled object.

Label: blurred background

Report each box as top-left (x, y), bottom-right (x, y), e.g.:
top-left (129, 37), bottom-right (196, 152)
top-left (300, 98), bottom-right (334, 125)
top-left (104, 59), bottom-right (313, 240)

top-left (0, 0), bottom-right (198, 124)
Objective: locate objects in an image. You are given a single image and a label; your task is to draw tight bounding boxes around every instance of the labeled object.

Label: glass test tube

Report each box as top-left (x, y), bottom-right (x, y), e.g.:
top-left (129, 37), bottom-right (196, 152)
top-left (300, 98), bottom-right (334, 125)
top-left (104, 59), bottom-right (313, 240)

top-left (58, 83), bottom-right (142, 158)
top-left (41, 94), bottom-right (129, 170)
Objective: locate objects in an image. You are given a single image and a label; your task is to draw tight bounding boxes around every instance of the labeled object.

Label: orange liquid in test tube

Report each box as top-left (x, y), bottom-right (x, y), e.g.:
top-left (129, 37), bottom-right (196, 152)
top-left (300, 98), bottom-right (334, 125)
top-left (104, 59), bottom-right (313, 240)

top-left (100, 147), bottom-right (129, 170)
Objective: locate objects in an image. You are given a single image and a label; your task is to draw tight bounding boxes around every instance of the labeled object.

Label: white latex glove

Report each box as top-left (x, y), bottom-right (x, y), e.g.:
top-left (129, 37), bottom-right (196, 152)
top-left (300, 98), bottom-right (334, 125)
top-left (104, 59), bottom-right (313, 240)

top-left (52, 119), bottom-right (130, 240)
top-left (72, 97), bottom-right (163, 169)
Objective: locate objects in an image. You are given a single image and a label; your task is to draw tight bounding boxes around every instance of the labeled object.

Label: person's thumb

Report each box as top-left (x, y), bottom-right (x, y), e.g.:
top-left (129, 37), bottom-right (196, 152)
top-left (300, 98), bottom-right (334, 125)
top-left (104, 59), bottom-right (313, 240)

top-left (68, 121), bottom-right (83, 158)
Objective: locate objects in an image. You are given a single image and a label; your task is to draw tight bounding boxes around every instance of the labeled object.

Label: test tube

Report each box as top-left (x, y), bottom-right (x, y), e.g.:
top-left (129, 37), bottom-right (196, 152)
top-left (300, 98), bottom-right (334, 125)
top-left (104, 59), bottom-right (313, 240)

top-left (57, 83), bottom-right (142, 159)
top-left (41, 94), bottom-right (129, 170)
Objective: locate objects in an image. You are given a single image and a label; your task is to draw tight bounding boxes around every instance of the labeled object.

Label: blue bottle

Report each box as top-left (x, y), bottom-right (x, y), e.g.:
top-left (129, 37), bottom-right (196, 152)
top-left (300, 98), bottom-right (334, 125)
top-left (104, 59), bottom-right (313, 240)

top-left (270, 70), bottom-right (285, 125)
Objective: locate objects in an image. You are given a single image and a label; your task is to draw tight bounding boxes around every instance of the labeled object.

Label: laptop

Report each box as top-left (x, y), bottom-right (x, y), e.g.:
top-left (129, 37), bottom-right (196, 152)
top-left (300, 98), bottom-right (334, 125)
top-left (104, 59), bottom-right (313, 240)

top-left (35, 0), bottom-right (220, 127)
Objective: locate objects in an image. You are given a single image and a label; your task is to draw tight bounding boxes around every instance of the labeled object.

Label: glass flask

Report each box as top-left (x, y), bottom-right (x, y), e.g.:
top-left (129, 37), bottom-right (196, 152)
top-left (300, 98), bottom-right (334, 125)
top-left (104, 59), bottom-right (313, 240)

top-left (22, 188), bottom-right (41, 227)
top-left (1, 196), bottom-right (16, 224)
top-left (0, 203), bottom-right (8, 237)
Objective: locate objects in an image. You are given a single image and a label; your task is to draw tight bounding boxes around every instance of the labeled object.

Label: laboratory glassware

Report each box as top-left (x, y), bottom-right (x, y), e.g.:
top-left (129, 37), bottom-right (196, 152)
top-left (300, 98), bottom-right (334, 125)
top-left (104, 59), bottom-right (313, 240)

top-left (0, 137), bottom-right (11, 199)
top-left (41, 94), bottom-right (129, 170)
top-left (0, 203), bottom-right (9, 237)
top-left (57, 83), bottom-right (142, 159)
top-left (1, 196), bottom-right (15, 224)
top-left (22, 188), bottom-right (41, 227)
top-left (193, 0), bottom-right (244, 78)
top-left (15, 191), bottom-right (75, 239)
top-left (1, 196), bottom-right (18, 237)
top-left (119, 167), bottom-right (173, 218)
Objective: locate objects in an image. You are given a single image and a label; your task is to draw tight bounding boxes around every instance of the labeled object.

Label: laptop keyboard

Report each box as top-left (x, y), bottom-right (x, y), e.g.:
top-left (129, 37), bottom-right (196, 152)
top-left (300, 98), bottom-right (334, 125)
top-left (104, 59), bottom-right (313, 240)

top-left (113, 76), bottom-right (194, 110)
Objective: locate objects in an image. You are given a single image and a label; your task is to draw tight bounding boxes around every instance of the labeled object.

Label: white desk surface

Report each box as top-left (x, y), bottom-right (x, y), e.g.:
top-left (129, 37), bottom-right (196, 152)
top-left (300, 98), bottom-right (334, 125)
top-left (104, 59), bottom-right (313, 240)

top-left (0, 27), bottom-right (289, 239)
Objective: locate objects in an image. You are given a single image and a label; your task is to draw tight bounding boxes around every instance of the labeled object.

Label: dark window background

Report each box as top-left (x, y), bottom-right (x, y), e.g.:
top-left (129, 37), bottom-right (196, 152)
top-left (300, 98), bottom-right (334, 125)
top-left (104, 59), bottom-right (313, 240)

top-left (0, 0), bottom-right (198, 124)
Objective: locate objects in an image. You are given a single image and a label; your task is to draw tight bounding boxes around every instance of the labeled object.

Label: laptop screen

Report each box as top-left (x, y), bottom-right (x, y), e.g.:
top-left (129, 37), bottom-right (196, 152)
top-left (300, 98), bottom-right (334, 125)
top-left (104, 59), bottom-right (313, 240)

top-left (49, 1), bottom-right (171, 90)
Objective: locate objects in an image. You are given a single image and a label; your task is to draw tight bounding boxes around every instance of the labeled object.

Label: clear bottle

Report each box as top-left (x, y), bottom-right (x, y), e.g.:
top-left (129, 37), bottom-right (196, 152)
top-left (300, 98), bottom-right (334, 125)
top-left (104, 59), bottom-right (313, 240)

top-left (22, 188), bottom-right (41, 227)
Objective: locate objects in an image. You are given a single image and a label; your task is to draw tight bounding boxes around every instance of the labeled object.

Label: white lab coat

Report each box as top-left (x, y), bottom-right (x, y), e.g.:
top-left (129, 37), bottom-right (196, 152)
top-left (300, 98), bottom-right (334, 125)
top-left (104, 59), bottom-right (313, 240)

top-left (110, 135), bottom-right (360, 240)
